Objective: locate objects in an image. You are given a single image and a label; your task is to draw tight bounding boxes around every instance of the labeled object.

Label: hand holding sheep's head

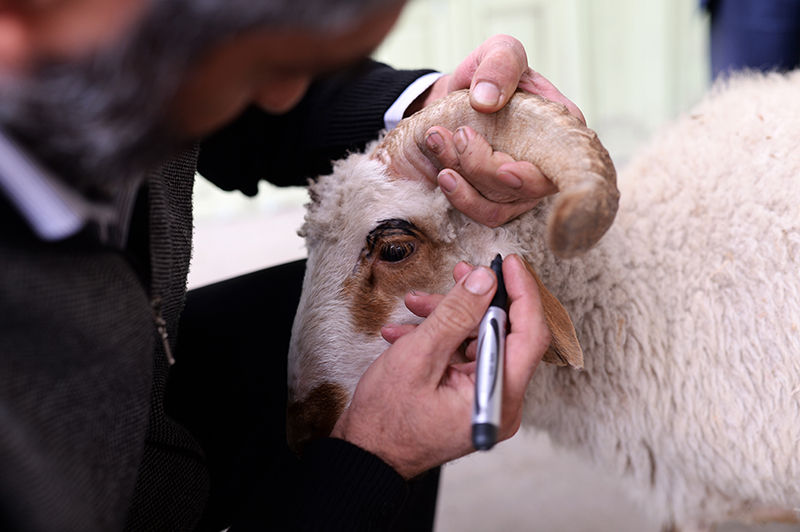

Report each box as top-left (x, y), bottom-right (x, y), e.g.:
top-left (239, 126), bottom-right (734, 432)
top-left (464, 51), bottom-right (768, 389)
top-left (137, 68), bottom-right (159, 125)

top-left (287, 90), bottom-right (618, 452)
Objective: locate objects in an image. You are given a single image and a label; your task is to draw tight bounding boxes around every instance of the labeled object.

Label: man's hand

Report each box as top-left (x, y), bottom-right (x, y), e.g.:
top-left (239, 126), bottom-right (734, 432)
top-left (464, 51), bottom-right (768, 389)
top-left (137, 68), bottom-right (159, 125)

top-left (408, 34), bottom-right (586, 227)
top-left (330, 255), bottom-right (550, 479)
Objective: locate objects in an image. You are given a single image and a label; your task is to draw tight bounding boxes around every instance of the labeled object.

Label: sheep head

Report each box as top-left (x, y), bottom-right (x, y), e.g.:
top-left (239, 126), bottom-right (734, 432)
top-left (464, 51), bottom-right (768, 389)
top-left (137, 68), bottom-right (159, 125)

top-left (287, 90), bottom-right (617, 452)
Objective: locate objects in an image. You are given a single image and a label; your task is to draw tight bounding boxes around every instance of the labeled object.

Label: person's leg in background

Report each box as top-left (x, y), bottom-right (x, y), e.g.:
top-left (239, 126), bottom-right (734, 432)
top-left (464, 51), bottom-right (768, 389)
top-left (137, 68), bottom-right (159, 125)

top-left (167, 259), bottom-right (440, 530)
top-left (707, 0), bottom-right (800, 78)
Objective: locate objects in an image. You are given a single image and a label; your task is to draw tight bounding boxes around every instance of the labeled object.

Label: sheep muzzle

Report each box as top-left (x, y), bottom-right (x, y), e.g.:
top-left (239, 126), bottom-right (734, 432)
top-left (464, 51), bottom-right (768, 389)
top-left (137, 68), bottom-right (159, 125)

top-left (287, 382), bottom-right (349, 454)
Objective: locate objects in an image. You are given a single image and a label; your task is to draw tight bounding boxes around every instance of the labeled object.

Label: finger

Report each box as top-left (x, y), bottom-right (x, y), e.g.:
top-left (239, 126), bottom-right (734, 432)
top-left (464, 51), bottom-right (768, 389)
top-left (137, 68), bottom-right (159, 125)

top-left (449, 360), bottom-right (477, 377)
top-left (381, 323), bottom-right (418, 343)
top-left (405, 291), bottom-right (444, 318)
top-left (451, 127), bottom-right (554, 205)
top-left (403, 263), bottom-right (476, 318)
top-left (451, 127), bottom-right (519, 201)
top-left (518, 69), bottom-right (586, 125)
top-left (464, 337), bottom-right (478, 361)
top-left (421, 127), bottom-right (459, 178)
top-left (453, 261), bottom-right (473, 282)
top-left (497, 161), bottom-right (558, 198)
top-left (436, 127), bottom-right (555, 220)
top-left (438, 169), bottom-right (539, 227)
top-left (404, 266), bottom-right (497, 382)
top-left (501, 254), bottom-right (550, 407)
top-left (451, 35), bottom-right (528, 113)
top-left (423, 127), bottom-right (525, 198)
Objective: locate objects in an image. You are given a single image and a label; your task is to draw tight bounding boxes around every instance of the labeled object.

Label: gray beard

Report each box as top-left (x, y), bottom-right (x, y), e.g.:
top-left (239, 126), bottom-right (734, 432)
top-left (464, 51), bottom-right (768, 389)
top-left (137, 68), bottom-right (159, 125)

top-left (0, 42), bottom-right (185, 199)
top-left (0, 0), bottom-right (392, 198)
top-left (0, 0), bottom-right (384, 198)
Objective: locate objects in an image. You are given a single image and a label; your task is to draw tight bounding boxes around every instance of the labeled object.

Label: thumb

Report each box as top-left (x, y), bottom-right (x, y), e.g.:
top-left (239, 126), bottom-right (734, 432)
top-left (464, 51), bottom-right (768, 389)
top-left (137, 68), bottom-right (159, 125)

top-left (407, 266), bottom-right (497, 382)
top-left (467, 36), bottom-right (528, 113)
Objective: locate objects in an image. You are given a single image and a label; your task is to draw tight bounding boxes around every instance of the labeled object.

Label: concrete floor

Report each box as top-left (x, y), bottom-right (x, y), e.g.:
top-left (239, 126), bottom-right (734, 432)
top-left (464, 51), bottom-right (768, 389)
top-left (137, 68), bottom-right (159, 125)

top-left (434, 431), bottom-right (658, 532)
top-left (434, 430), bottom-right (800, 532)
top-left (190, 188), bottom-right (799, 532)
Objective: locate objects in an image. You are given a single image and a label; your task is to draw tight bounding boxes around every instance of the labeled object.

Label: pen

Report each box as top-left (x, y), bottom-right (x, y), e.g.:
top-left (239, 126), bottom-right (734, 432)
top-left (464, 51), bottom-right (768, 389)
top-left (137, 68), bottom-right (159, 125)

top-left (471, 253), bottom-right (508, 451)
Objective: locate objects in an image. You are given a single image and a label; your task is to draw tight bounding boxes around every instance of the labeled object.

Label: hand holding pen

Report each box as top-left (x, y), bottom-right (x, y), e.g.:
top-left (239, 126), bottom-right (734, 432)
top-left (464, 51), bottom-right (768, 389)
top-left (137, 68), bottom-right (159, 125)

top-left (340, 254), bottom-right (549, 479)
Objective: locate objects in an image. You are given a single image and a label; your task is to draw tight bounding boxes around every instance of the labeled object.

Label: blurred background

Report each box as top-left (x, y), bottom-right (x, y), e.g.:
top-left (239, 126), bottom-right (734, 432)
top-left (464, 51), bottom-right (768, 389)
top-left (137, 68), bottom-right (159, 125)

top-left (190, 1), bottom-right (799, 530)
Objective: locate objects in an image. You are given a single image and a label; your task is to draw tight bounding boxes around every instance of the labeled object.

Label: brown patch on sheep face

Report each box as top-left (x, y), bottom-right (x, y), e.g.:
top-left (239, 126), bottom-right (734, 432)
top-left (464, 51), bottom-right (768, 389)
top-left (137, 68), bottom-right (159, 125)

top-left (287, 381), bottom-right (349, 454)
top-left (343, 218), bottom-right (453, 336)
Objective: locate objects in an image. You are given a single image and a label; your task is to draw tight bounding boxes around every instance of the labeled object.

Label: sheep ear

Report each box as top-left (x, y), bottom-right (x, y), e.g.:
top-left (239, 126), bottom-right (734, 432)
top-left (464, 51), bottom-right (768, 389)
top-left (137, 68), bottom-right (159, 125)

top-left (520, 258), bottom-right (584, 369)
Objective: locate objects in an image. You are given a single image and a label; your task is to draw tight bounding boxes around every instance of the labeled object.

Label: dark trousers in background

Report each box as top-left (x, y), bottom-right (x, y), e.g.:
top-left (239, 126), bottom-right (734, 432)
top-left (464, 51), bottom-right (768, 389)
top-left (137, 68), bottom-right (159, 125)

top-left (167, 259), bottom-right (439, 531)
top-left (707, 0), bottom-right (800, 77)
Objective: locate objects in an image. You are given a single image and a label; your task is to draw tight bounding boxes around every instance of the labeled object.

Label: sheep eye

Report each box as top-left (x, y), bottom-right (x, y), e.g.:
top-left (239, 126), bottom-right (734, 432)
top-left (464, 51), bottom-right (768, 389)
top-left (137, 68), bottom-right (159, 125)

top-left (364, 219), bottom-right (422, 264)
top-left (379, 241), bottom-right (415, 262)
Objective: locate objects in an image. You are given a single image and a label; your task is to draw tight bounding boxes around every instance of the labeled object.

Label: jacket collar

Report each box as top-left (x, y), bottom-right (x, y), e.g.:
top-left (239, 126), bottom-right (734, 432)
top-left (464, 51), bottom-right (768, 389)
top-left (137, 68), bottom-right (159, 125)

top-left (0, 128), bottom-right (136, 246)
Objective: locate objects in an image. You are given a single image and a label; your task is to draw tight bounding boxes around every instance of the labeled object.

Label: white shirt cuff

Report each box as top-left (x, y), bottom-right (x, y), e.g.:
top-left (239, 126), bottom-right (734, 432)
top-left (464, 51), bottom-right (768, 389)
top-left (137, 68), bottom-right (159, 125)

top-left (383, 72), bottom-right (444, 131)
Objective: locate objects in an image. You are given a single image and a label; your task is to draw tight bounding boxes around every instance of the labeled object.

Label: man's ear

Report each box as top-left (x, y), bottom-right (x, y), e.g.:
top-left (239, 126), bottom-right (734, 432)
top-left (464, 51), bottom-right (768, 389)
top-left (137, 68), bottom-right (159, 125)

top-left (521, 257), bottom-right (584, 368)
top-left (0, 3), bottom-right (34, 72)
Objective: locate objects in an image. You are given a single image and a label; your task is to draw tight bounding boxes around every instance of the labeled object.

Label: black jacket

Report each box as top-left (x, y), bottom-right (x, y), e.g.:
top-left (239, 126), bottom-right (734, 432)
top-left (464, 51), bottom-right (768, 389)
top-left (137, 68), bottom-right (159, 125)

top-left (0, 61), bottom-right (434, 531)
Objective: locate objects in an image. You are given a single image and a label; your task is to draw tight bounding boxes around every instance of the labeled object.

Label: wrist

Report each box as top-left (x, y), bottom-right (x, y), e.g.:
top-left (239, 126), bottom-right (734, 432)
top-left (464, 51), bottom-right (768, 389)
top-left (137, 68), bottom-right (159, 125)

top-left (332, 413), bottom-right (422, 480)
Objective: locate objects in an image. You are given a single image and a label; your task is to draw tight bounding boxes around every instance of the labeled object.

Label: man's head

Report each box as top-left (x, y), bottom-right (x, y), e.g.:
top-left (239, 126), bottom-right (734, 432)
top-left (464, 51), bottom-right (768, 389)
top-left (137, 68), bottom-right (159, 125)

top-left (0, 0), bottom-right (405, 195)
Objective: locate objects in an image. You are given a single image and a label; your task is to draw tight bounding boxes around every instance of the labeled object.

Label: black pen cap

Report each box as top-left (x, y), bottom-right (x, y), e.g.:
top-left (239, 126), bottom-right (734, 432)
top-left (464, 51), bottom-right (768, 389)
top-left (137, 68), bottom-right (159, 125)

top-left (489, 254), bottom-right (507, 309)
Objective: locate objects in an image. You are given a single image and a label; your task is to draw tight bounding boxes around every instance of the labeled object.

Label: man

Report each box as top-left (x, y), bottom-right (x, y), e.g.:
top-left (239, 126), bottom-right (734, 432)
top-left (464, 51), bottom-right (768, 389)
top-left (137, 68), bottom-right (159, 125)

top-left (0, 0), bottom-right (583, 529)
top-left (702, 0), bottom-right (800, 78)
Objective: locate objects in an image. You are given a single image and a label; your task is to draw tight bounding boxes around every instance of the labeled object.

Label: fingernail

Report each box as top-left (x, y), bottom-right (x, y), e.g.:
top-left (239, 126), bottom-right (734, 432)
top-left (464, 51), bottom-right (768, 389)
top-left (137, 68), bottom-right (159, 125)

top-left (507, 254), bottom-right (524, 270)
top-left (454, 128), bottom-right (468, 153)
top-left (425, 131), bottom-right (443, 154)
top-left (409, 289), bottom-right (429, 297)
top-left (464, 267), bottom-right (495, 295)
top-left (499, 170), bottom-right (523, 188)
top-left (473, 81), bottom-right (500, 107)
top-left (438, 171), bottom-right (457, 193)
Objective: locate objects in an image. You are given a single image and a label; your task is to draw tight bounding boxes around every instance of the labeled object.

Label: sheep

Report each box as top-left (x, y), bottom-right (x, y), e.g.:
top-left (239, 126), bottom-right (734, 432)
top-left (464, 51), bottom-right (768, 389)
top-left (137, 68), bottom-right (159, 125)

top-left (286, 70), bottom-right (800, 531)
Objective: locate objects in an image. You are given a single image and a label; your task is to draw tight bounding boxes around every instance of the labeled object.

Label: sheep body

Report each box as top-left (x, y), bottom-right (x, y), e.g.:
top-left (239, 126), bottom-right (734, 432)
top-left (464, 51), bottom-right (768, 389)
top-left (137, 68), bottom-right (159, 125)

top-left (289, 71), bottom-right (800, 530)
top-left (526, 71), bottom-right (800, 527)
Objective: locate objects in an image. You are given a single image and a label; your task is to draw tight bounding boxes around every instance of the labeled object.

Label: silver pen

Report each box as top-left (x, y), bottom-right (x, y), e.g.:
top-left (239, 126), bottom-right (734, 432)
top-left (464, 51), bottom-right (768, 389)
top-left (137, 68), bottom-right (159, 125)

top-left (471, 254), bottom-right (508, 451)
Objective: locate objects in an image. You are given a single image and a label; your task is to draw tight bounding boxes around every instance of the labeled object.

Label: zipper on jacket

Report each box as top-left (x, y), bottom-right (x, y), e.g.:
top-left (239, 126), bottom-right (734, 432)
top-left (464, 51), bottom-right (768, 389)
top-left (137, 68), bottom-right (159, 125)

top-left (151, 297), bottom-right (175, 366)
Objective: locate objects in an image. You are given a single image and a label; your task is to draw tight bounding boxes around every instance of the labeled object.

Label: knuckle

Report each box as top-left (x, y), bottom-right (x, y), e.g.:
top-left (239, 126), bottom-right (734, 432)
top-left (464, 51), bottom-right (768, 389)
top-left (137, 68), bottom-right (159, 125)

top-left (487, 35), bottom-right (527, 69)
top-left (460, 147), bottom-right (493, 176)
top-left (434, 296), bottom-right (481, 332)
top-left (446, 192), bottom-right (470, 216)
top-left (459, 155), bottom-right (482, 176)
top-left (487, 33), bottom-right (520, 50)
top-left (483, 206), bottom-right (507, 228)
top-left (437, 153), bottom-right (460, 172)
top-left (509, 38), bottom-right (527, 66)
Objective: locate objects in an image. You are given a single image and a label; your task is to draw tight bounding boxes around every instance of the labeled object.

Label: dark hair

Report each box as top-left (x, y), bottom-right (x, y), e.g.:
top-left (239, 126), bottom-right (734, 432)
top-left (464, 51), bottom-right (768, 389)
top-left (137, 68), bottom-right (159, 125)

top-left (175, 0), bottom-right (403, 33)
top-left (141, 0), bottom-right (405, 68)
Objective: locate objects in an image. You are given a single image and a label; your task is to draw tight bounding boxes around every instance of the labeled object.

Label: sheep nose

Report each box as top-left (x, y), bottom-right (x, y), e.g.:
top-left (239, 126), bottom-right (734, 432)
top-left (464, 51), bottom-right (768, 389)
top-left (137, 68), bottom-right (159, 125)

top-left (286, 382), bottom-right (350, 454)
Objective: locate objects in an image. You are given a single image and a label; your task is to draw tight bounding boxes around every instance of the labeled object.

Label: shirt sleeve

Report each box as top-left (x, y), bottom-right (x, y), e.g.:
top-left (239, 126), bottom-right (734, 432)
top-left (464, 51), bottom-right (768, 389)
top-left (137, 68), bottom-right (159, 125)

top-left (382, 71), bottom-right (443, 130)
top-left (196, 60), bottom-right (437, 195)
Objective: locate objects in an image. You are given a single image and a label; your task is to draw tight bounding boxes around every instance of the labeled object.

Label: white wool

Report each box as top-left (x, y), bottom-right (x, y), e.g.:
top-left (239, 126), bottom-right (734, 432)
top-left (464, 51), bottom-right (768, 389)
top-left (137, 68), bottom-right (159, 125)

top-left (290, 71), bottom-right (800, 530)
top-left (518, 72), bottom-right (800, 527)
